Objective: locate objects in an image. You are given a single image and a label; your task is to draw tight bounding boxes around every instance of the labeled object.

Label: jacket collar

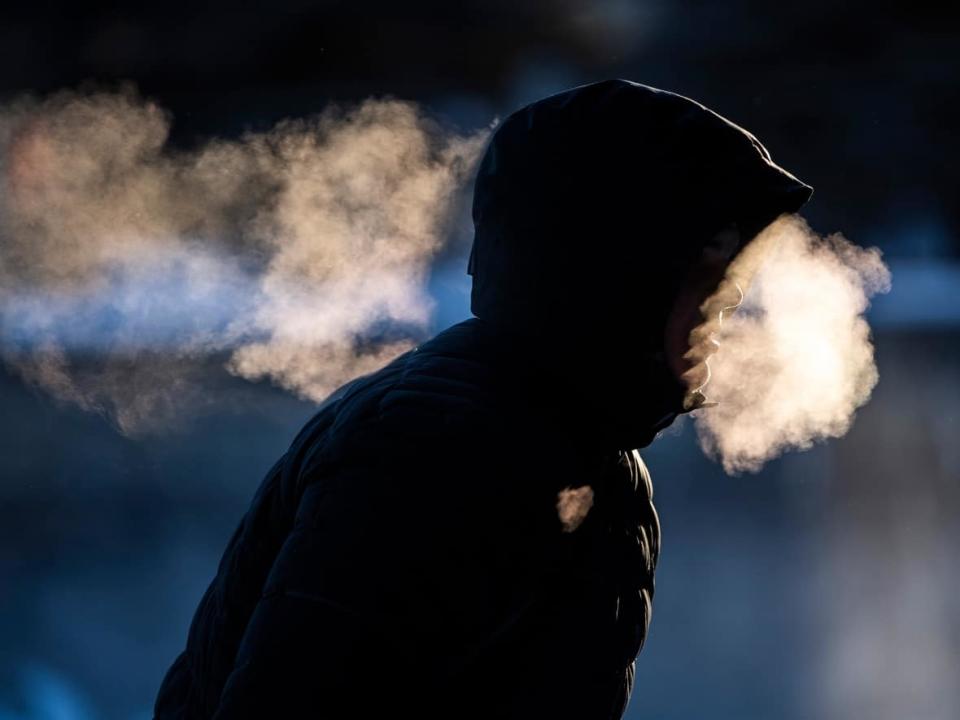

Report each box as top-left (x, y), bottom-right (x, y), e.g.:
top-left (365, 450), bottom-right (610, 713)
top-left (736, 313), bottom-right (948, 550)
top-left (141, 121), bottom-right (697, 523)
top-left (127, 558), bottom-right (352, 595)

top-left (421, 316), bottom-right (688, 452)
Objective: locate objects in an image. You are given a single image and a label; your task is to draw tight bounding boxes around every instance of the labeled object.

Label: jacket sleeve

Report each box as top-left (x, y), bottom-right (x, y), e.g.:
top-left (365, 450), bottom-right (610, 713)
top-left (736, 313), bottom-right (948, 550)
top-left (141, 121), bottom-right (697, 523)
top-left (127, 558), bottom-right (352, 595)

top-left (154, 454), bottom-right (294, 719)
top-left (207, 406), bottom-right (507, 719)
top-left (154, 381), bottom-right (357, 720)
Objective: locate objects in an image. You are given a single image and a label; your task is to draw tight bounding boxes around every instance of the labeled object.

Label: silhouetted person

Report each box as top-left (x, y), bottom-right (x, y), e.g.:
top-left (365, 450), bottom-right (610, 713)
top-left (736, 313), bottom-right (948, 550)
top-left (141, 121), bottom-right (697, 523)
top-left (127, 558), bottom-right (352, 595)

top-left (154, 79), bottom-right (813, 719)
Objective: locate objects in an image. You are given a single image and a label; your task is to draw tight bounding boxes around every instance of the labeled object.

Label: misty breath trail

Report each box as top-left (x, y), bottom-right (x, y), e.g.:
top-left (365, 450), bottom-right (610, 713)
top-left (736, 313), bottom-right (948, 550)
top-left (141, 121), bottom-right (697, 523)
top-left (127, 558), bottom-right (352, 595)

top-left (688, 214), bottom-right (892, 473)
top-left (0, 88), bottom-right (891, 476)
top-left (0, 88), bottom-right (488, 432)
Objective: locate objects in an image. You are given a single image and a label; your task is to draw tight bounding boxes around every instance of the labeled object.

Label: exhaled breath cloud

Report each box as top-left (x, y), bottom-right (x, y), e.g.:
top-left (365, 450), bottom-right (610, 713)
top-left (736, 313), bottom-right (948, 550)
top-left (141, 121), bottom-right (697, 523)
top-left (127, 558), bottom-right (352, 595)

top-left (0, 87), bottom-right (890, 473)
top-left (0, 87), bottom-right (488, 433)
top-left (689, 214), bottom-right (892, 473)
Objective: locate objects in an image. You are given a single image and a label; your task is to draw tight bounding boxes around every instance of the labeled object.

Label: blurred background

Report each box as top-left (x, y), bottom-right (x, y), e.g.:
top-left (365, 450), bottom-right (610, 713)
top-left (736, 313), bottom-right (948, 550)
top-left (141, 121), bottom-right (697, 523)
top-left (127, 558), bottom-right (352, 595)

top-left (0, 1), bottom-right (957, 718)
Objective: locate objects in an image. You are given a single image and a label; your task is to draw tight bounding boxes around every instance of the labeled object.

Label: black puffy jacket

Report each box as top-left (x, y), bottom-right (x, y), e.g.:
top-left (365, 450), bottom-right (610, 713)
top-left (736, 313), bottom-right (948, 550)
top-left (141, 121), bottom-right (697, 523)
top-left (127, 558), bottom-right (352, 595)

top-left (155, 79), bottom-right (813, 719)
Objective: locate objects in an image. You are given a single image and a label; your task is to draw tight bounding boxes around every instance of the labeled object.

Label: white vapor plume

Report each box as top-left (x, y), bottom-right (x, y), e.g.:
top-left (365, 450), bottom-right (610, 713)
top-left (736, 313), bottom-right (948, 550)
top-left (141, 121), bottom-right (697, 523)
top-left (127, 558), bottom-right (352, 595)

top-left (690, 214), bottom-right (892, 473)
top-left (0, 86), bottom-right (488, 433)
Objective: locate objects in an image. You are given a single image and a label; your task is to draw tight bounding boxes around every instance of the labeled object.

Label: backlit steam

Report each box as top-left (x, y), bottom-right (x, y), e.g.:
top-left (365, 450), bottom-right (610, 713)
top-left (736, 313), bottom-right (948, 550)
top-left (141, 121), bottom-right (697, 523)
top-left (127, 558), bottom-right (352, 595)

top-left (689, 214), bottom-right (892, 473)
top-left (0, 87), bottom-right (487, 432)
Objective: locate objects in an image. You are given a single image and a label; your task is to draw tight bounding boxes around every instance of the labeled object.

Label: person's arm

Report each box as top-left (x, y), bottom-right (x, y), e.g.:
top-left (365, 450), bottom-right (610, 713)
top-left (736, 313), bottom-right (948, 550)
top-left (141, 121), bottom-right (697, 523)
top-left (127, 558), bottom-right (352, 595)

top-left (154, 454), bottom-right (292, 719)
top-left (215, 476), bottom-right (430, 720)
top-left (208, 436), bottom-right (496, 718)
top-left (154, 380), bottom-right (359, 720)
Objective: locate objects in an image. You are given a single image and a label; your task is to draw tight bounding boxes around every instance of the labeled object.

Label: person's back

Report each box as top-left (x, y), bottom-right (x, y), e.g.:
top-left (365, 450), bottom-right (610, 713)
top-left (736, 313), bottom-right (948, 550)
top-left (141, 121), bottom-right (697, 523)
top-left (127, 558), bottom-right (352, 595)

top-left (154, 316), bottom-right (659, 719)
top-left (154, 78), bottom-right (813, 719)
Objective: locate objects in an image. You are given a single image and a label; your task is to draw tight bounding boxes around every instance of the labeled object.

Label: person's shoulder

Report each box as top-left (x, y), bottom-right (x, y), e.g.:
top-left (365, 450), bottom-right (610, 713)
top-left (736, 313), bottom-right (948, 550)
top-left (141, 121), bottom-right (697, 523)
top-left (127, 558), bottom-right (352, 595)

top-left (286, 332), bottom-right (514, 534)
top-left (347, 320), bottom-right (504, 443)
top-left (289, 324), bottom-right (502, 474)
top-left (275, 349), bottom-right (408, 482)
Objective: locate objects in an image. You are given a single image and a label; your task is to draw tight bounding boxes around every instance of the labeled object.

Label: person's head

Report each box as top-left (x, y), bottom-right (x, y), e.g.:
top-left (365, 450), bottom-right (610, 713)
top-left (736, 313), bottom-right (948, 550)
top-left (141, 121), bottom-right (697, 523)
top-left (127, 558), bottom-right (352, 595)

top-left (467, 79), bottom-right (813, 446)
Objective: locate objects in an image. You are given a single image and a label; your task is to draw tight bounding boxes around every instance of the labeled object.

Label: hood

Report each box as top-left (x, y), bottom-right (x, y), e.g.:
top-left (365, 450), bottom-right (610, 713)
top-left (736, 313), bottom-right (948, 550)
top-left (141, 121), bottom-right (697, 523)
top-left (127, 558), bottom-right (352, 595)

top-left (466, 78), bottom-right (814, 450)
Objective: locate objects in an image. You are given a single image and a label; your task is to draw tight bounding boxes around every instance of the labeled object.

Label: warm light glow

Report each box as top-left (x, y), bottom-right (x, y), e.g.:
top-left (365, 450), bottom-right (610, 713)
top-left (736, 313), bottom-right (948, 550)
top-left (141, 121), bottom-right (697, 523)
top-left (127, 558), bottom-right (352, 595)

top-left (556, 485), bottom-right (595, 532)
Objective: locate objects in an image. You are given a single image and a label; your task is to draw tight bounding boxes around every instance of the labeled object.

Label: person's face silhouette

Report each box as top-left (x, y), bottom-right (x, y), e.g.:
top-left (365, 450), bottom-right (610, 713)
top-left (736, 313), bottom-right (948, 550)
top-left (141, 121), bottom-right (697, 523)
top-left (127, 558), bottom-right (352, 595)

top-left (663, 223), bottom-right (743, 393)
